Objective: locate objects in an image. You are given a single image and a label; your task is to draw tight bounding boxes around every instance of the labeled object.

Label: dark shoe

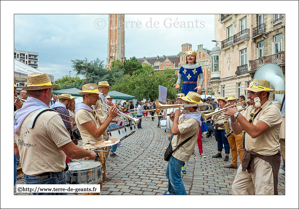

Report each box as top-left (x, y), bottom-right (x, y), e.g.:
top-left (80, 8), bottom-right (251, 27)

top-left (224, 155), bottom-right (229, 161)
top-left (212, 153), bottom-right (222, 158)
top-left (224, 164), bottom-right (237, 169)
top-left (110, 152), bottom-right (118, 157)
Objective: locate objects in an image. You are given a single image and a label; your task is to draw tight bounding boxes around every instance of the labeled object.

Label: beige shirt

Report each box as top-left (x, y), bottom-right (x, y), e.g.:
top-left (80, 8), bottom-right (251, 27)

top-left (69, 110), bottom-right (77, 131)
top-left (172, 118), bottom-right (199, 162)
top-left (14, 110), bottom-right (71, 176)
top-left (75, 109), bottom-right (103, 145)
top-left (241, 100), bottom-right (282, 156)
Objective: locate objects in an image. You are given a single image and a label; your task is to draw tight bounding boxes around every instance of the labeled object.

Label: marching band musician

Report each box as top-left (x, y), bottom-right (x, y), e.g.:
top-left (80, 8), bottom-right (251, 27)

top-left (173, 49), bottom-right (204, 95)
top-left (224, 96), bottom-right (244, 169)
top-left (212, 97), bottom-right (231, 161)
top-left (14, 73), bottom-right (96, 195)
top-left (224, 79), bottom-right (282, 195)
top-left (75, 83), bottom-right (118, 193)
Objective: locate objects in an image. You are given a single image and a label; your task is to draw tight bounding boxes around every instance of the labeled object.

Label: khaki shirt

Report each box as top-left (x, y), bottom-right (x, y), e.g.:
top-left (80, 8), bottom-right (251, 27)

top-left (75, 109), bottom-right (103, 145)
top-left (14, 110), bottom-right (71, 176)
top-left (241, 100), bottom-right (282, 156)
top-left (172, 118), bottom-right (199, 162)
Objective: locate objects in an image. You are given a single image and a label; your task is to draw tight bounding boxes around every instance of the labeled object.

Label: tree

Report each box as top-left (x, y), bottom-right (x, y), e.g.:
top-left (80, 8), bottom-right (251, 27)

top-left (111, 59), bottom-right (124, 71)
top-left (53, 75), bottom-right (85, 90)
top-left (123, 56), bottom-right (142, 76)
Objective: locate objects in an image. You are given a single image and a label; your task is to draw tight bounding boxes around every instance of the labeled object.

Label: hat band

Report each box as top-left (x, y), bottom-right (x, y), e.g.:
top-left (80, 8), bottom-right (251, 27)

top-left (27, 81), bottom-right (52, 87)
top-left (99, 84), bottom-right (110, 86)
top-left (250, 84), bottom-right (271, 91)
top-left (186, 96), bottom-right (199, 103)
top-left (82, 89), bottom-right (99, 93)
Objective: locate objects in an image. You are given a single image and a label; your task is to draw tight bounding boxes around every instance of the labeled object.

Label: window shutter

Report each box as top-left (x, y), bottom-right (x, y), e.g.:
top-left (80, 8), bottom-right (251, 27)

top-left (281, 39), bottom-right (283, 52)
top-left (272, 42), bottom-right (275, 54)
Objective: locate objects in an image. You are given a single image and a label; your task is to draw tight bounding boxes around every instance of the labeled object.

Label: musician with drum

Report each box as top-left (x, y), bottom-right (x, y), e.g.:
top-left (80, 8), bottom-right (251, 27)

top-left (224, 79), bottom-right (282, 195)
top-left (75, 83), bottom-right (118, 192)
top-left (14, 73), bottom-right (97, 195)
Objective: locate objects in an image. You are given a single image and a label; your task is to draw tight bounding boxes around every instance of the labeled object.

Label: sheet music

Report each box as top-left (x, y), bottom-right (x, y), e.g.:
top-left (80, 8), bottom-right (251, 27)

top-left (158, 85), bottom-right (167, 103)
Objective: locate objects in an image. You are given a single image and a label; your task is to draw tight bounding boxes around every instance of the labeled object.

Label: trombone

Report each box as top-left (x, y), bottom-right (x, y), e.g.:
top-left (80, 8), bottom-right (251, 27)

top-left (201, 100), bottom-right (250, 122)
top-left (155, 100), bottom-right (213, 113)
top-left (14, 97), bottom-right (26, 104)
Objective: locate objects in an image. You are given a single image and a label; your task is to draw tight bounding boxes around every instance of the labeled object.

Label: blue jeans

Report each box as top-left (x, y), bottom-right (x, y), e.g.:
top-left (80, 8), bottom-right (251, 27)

top-left (214, 129), bottom-right (230, 154)
top-left (137, 115), bottom-right (142, 128)
top-left (24, 171), bottom-right (67, 195)
top-left (14, 155), bottom-right (17, 185)
top-left (166, 156), bottom-right (187, 195)
top-left (108, 124), bottom-right (119, 152)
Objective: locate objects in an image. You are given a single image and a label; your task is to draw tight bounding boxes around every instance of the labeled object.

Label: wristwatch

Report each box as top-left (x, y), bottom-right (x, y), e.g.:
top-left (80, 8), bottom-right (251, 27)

top-left (234, 112), bottom-right (240, 118)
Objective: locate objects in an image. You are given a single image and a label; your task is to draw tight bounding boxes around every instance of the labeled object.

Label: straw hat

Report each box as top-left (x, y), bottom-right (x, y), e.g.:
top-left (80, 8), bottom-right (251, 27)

top-left (217, 97), bottom-right (227, 103)
top-left (181, 91), bottom-right (201, 104)
top-left (79, 83), bottom-right (100, 95)
top-left (176, 93), bottom-right (185, 98)
top-left (98, 81), bottom-right (111, 88)
top-left (58, 94), bottom-right (73, 100)
top-left (106, 95), bottom-right (113, 99)
top-left (246, 79), bottom-right (274, 93)
top-left (227, 95), bottom-right (236, 101)
top-left (22, 73), bottom-right (58, 90)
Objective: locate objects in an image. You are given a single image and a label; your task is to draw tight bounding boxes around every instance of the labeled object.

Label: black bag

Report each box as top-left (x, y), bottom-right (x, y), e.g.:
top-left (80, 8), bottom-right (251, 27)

top-left (164, 134), bottom-right (195, 161)
top-left (73, 128), bottom-right (81, 139)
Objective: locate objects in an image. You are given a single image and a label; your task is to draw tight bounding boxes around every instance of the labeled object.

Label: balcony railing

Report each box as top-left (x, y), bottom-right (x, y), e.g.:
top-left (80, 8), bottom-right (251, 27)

top-left (28, 63), bottom-right (38, 67)
top-left (221, 36), bottom-right (233, 49)
top-left (221, 14), bottom-right (231, 22)
top-left (235, 64), bottom-right (248, 75)
top-left (20, 56), bottom-right (25, 59)
top-left (234, 29), bottom-right (250, 43)
top-left (273, 16), bottom-right (283, 24)
top-left (249, 51), bottom-right (285, 71)
top-left (253, 23), bottom-right (266, 37)
top-left (29, 57), bottom-right (38, 61)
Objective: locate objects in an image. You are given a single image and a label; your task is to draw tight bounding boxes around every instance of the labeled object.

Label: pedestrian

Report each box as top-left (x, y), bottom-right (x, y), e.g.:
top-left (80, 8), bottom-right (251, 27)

top-left (212, 97), bottom-right (230, 161)
top-left (165, 91), bottom-right (201, 195)
top-left (224, 79), bottom-right (282, 195)
top-left (137, 101), bottom-right (143, 128)
top-left (14, 73), bottom-right (96, 195)
top-left (224, 96), bottom-right (244, 169)
top-left (150, 101), bottom-right (155, 121)
top-left (19, 89), bottom-right (28, 100)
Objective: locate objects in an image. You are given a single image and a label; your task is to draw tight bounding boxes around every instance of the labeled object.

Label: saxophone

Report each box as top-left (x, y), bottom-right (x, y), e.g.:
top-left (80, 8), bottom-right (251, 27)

top-left (224, 118), bottom-right (233, 138)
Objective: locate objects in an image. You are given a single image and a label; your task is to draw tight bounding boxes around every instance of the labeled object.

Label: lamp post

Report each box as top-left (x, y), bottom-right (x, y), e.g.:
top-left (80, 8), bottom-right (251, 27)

top-left (80, 64), bottom-right (88, 84)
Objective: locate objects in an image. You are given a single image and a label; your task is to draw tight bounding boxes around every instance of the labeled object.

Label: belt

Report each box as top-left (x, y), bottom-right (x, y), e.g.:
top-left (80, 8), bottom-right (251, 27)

top-left (30, 171), bottom-right (64, 180)
top-left (183, 81), bottom-right (197, 84)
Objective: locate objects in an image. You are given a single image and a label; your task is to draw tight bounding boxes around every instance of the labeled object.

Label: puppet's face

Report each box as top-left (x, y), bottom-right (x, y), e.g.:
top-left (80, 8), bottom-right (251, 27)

top-left (186, 55), bottom-right (195, 64)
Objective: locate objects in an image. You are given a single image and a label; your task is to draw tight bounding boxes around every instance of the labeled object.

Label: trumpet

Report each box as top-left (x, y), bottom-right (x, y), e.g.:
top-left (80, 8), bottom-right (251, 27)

top-left (14, 97), bottom-right (26, 104)
top-left (99, 103), bottom-right (140, 125)
top-left (155, 100), bottom-right (213, 113)
top-left (129, 109), bottom-right (157, 114)
top-left (201, 100), bottom-right (250, 123)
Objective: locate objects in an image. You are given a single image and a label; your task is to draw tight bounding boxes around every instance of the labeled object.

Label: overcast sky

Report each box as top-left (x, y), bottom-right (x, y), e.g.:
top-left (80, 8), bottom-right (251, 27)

top-left (14, 14), bottom-right (215, 80)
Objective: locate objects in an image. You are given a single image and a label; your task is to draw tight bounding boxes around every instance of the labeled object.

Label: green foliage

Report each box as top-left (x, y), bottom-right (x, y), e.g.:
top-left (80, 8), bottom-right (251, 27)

top-left (111, 59), bottom-right (124, 71)
top-left (53, 76), bottom-right (85, 90)
top-left (123, 56), bottom-right (142, 76)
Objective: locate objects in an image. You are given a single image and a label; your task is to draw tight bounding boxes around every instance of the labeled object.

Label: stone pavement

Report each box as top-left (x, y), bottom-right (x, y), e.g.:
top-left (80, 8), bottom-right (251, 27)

top-left (15, 119), bottom-right (285, 195)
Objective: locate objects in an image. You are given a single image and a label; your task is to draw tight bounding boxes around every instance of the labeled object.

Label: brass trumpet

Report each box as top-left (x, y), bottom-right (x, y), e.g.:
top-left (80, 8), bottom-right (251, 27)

top-left (14, 97), bottom-right (26, 104)
top-left (201, 100), bottom-right (250, 122)
top-left (155, 100), bottom-right (213, 113)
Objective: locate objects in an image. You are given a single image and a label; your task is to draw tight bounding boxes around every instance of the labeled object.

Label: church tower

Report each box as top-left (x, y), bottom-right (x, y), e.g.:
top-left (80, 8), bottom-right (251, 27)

top-left (107, 14), bottom-right (125, 70)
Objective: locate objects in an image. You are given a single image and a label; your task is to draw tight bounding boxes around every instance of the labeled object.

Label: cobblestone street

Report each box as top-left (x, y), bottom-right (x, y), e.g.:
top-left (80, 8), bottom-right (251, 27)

top-left (15, 119), bottom-right (285, 195)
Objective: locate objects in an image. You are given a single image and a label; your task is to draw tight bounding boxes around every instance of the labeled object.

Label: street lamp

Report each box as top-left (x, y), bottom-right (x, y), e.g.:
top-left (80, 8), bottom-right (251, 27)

top-left (80, 64), bottom-right (88, 84)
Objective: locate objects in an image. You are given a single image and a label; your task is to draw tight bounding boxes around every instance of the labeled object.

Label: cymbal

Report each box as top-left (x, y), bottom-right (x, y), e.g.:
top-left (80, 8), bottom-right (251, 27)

top-left (82, 144), bottom-right (97, 150)
top-left (94, 138), bottom-right (120, 148)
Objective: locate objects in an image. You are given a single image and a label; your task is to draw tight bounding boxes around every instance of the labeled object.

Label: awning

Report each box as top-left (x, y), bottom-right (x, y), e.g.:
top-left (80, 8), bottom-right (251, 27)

top-left (14, 59), bottom-right (54, 83)
top-left (52, 88), bottom-right (82, 97)
top-left (108, 91), bottom-right (136, 100)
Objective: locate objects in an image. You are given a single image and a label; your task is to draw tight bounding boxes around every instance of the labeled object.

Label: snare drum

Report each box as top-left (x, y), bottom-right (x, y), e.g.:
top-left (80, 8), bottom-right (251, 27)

top-left (65, 160), bottom-right (103, 184)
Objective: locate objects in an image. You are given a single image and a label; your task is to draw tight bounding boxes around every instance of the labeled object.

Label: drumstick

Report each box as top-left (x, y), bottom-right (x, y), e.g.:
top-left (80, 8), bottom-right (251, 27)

top-left (71, 159), bottom-right (83, 164)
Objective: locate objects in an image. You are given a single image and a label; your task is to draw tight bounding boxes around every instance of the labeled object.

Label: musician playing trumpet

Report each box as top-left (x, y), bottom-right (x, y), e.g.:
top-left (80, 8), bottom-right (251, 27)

top-left (224, 79), bottom-right (282, 195)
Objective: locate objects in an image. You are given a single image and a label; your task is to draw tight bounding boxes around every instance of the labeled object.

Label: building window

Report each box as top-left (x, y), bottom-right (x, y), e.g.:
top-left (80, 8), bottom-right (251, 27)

top-left (274, 34), bottom-right (282, 53)
top-left (274, 14), bottom-right (282, 23)
top-left (240, 48), bottom-right (247, 65)
top-left (258, 14), bottom-right (264, 25)
top-left (240, 17), bottom-right (247, 31)
top-left (199, 52), bottom-right (201, 58)
top-left (222, 85), bottom-right (225, 97)
top-left (258, 41), bottom-right (264, 58)
top-left (237, 83), bottom-right (241, 98)
top-left (227, 25), bottom-right (233, 38)
top-left (213, 56), bottom-right (219, 72)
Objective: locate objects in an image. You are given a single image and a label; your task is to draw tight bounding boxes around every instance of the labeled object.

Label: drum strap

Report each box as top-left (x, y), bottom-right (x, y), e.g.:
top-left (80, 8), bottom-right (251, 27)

top-left (28, 108), bottom-right (56, 129)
